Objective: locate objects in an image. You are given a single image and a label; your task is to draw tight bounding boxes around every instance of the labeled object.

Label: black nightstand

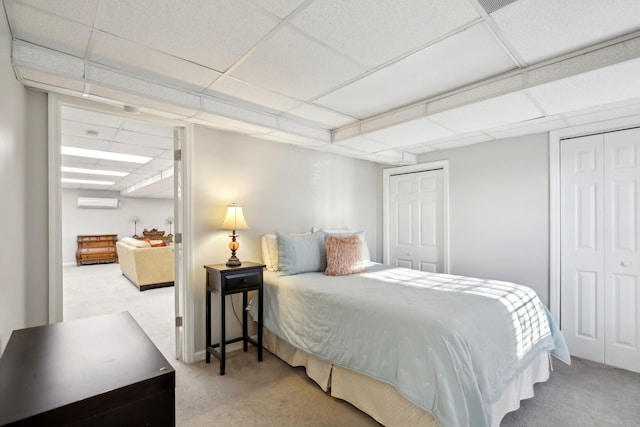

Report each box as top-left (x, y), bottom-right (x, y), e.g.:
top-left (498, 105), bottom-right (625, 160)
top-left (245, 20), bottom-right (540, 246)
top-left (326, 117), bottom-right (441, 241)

top-left (204, 262), bottom-right (265, 375)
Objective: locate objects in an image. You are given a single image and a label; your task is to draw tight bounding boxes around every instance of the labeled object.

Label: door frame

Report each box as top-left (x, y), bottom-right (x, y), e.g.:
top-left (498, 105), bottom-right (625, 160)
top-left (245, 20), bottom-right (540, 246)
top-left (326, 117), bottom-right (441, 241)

top-left (549, 113), bottom-right (640, 324)
top-left (382, 161), bottom-right (450, 273)
top-left (47, 94), bottom-right (194, 363)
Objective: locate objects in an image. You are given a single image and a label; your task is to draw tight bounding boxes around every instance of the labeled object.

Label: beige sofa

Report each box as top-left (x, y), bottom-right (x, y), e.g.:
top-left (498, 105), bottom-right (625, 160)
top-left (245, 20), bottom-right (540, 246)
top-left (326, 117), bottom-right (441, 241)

top-left (116, 237), bottom-right (174, 291)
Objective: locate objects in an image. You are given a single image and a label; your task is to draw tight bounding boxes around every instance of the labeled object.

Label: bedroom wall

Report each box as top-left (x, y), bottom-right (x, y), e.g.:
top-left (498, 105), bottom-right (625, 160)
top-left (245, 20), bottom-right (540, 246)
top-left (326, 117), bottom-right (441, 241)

top-left (61, 189), bottom-right (173, 265)
top-left (191, 125), bottom-right (381, 355)
top-left (0, 15), bottom-right (49, 353)
top-left (415, 133), bottom-right (551, 304)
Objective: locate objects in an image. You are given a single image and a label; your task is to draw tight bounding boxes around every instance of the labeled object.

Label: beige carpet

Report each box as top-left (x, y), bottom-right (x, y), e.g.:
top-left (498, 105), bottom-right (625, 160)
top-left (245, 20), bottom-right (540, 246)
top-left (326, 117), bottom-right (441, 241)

top-left (64, 263), bottom-right (640, 426)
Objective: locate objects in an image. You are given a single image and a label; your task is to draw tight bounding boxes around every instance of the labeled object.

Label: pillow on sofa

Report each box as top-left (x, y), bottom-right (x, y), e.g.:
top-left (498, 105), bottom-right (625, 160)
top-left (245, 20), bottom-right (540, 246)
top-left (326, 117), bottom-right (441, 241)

top-left (325, 235), bottom-right (366, 276)
top-left (121, 237), bottom-right (151, 248)
top-left (148, 239), bottom-right (167, 247)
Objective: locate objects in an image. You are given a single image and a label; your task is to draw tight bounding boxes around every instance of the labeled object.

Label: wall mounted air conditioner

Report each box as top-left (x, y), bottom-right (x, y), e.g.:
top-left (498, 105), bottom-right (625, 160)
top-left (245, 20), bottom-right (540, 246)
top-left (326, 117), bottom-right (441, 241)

top-left (77, 197), bottom-right (120, 209)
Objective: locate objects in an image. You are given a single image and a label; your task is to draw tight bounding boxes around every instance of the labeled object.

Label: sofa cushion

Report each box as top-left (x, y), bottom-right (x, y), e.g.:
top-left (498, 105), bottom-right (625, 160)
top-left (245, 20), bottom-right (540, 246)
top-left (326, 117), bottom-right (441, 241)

top-left (121, 237), bottom-right (151, 248)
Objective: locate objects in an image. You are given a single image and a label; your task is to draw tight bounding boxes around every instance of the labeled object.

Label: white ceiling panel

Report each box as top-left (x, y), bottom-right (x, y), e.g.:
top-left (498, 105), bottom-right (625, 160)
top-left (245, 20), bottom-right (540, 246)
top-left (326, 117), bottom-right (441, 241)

top-left (290, 0), bottom-right (479, 68)
top-left (429, 133), bottom-right (494, 150)
top-left (93, 0), bottom-right (279, 72)
top-left (112, 129), bottom-right (173, 148)
top-left (15, 0), bottom-right (98, 25)
top-left (429, 91), bottom-right (543, 133)
top-left (230, 26), bottom-right (365, 100)
top-left (208, 76), bottom-right (302, 112)
top-left (60, 135), bottom-right (110, 151)
top-left (105, 142), bottom-right (165, 158)
top-left (89, 31), bottom-right (221, 92)
top-left (121, 119), bottom-right (175, 138)
top-left (62, 106), bottom-right (126, 128)
top-left (561, 98), bottom-right (640, 126)
top-left (492, 0), bottom-right (640, 65)
top-left (485, 117), bottom-right (568, 140)
top-left (332, 136), bottom-right (390, 154)
top-left (249, 0), bottom-right (307, 18)
top-left (285, 103), bottom-right (356, 128)
top-left (61, 121), bottom-right (119, 141)
top-left (315, 23), bottom-right (517, 119)
top-left (365, 116), bottom-right (454, 147)
top-left (18, 68), bottom-right (85, 92)
top-left (528, 59), bottom-right (640, 116)
top-left (5, 1), bottom-right (92, 57)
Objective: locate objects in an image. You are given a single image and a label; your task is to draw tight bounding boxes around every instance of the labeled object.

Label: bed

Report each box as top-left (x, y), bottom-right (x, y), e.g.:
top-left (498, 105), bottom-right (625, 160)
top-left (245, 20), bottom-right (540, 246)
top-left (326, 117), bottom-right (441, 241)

top-left (250, 231), bottom-right (570, 427)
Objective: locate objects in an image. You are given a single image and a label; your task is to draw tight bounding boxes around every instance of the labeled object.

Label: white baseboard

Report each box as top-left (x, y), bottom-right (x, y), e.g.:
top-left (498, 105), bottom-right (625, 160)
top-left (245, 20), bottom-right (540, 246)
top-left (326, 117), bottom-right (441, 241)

top-left (62, 261), bottom-right (76, 267)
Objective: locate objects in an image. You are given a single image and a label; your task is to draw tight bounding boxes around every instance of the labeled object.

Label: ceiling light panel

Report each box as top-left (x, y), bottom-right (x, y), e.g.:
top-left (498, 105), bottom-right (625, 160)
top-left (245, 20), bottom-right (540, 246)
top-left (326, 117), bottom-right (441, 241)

top-left (528, 59), bottom-right (640, 116)
top-left (230, 27), bottom-right (365, 100)
top-left (89, 31), bottom-right (222, 92)
top-left (365, 116), bottom-right (454, 147)
top-left (289, 0), bottom-right (479, 68)
top-left (285, 103), bottom-right (356, 128)
top-left (5, 1), bottom-right (93, 57)
top-left (61, 178), bottom-right (114, 185)
top-left (429, 91), bottom-right (543, 134)
top-left (61, 166), bottom-right (128, 177)
top-left (104, 141), bottom-right (164, 158)
top-left (208, 76), bottom-right (302, 112)
top-left (492, 0), bottom-right (640, 65)
top-left (315, 23), bottom-right (518, 119)
top-left (93, 0), bottom-right (279, 71)
top-left (61, 146), bottom-right (151, 163)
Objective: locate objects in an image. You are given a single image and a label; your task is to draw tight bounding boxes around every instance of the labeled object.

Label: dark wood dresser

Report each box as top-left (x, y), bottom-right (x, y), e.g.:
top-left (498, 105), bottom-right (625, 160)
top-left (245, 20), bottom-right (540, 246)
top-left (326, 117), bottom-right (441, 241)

top-left (76, 234), bottom-right (118, 266)
top-left (0, 312), bottom-right (175, 426)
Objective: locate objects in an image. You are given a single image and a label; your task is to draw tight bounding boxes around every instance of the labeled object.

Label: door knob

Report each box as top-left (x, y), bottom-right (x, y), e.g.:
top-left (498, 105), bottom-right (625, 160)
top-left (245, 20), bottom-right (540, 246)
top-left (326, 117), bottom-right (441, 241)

top-left (621, 261), bottom-right (631, 267)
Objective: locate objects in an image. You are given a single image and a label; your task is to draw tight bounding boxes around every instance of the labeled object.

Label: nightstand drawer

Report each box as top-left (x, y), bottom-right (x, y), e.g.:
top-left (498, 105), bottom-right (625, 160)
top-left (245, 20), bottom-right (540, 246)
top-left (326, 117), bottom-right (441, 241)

top-left (225, 272), bottom-right (261, 291)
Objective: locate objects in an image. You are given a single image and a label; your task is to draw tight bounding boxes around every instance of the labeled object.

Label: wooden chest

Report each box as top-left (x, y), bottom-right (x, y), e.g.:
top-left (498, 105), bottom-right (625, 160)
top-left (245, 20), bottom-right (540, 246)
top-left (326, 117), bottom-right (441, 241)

top-left (76, 234), bottom-right (118, 266)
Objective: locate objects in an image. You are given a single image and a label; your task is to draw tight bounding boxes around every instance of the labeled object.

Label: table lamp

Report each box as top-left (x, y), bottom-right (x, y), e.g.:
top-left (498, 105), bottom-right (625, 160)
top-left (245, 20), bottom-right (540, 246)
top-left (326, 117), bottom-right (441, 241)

top-left (221, 203), bottom-right (249, 266)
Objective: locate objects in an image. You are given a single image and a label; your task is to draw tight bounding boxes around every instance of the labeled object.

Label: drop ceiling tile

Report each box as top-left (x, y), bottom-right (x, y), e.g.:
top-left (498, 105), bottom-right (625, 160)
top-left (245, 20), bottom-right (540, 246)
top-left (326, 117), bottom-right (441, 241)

top-left (290, 0), bottom-right (479, 68)
top-left (94, 0), bottom-right (279, 71)
top-left (6, 1), bottom-right (92, 57)
top-left (284, 103), bottom-right (356, 128)
top-left (191, 112), bottom-right (275, 135)
top-left (231, 26), bottom-right (365, 100)
top-left (561, 98), bottom-right (640, 126)
top-left (492, 0), bottom-right (640, 65)
top-left (365, 116), bottom-right (454, 147)
top-left (89, 31), bottom-right (221, 92)
top-left (14, 0), bottom-right (98, 25)
top-left (527, 59), bottom-right (640, 116)
top-left (208, 76), bottom-right (302, 112)
top-left (485, 117), bottom-right (567, 140)
top-left (62, 106), bottom-right (126, 128)
top-left (250, 0), bottom-right (306, 18)
top-left (429, 133), bottom-right (494, 150)
top-left (266, 130), bottom-right (328, 147)
top-left (332, 136), bottom-right (390, 154)
top-left (403, 144), bottom-right (438, 155)
top-left (429, 91), bottom-right (543, 133)
top-left (88, 86), bottom-right (197, 118)
top-left (315, 23), bottom-right (518, 119)
top-left (106, 142), bottom-right (164, 158)
top-left (18, 68), bottom-right (85, 92)
top-left (61, 121), bottom-right (119, 141)
top-left (121, 119), bottom-right (175, 138)
top-left (113, 129), bottom-right (173, 149)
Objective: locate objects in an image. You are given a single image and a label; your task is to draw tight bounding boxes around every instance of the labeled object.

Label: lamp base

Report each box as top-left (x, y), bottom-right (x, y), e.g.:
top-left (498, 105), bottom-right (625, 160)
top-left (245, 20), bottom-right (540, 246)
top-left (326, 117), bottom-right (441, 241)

top-left (226, 255), bottom-right (242, 267)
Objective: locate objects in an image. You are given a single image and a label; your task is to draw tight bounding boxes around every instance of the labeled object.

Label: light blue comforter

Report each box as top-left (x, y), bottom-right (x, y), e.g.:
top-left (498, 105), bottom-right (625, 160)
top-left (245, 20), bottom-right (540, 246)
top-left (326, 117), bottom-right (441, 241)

top-left (250, 264), bottom-right (569, 427)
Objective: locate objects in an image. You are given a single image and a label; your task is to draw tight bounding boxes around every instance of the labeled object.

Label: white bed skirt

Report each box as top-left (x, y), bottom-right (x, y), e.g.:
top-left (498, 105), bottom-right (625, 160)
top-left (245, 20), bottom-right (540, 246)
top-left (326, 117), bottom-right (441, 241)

top-left (264, 328), bottom-right (550, 427)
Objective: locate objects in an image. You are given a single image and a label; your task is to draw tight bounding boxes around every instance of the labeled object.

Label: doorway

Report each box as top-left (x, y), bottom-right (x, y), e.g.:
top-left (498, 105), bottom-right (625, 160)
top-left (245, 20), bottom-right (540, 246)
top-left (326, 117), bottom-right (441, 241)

top-left (48, 94), bottom-right (189, 361)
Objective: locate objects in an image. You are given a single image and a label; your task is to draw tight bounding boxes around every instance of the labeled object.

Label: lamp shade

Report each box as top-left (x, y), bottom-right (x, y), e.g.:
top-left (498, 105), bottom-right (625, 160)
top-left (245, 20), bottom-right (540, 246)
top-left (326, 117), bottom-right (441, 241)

top-left (221, 204), bottom-right (249, 230)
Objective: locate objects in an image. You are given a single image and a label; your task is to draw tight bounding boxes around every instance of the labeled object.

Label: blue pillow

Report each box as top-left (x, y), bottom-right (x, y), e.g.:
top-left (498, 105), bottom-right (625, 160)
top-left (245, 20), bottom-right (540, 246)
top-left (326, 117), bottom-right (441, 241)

top-left (323, 231), bottom-right (370, 262)
top-left (277, 231), bottom-right (327, 275)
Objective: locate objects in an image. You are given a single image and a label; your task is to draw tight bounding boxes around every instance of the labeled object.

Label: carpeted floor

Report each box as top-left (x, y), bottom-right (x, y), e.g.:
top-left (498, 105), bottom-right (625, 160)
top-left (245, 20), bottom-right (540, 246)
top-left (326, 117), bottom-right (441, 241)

top-left (64, 263), bottom-right (640, 426)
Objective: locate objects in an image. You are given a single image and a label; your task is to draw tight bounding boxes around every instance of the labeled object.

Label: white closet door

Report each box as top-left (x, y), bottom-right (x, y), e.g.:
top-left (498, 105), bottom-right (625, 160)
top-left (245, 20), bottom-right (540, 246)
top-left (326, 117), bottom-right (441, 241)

top-left (603, 129), bottom-right (640, 372)
top-left (389, 169), bottom-right (443, 272)
top-left (561, 128), bottom-right (640, 373)
top-left (560, 134), bottom-right (606, 362)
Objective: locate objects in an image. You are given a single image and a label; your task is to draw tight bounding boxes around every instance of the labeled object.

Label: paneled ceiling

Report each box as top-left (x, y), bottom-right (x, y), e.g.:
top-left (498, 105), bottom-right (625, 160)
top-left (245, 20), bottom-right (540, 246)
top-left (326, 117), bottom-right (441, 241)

top-left (4, 0), bottom-right (640, 198)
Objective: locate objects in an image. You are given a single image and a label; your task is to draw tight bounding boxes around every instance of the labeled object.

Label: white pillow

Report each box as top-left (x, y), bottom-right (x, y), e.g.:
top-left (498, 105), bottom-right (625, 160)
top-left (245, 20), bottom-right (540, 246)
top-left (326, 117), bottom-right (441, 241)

top-left (261, 234), bottom-right (278, 271)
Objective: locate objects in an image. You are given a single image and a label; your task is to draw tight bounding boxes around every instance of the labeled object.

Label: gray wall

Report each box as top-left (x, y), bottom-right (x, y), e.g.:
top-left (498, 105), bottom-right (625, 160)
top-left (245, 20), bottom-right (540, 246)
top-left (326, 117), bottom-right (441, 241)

top-left (61, 189), bottom-right (173, 265)
top-left (0, 15), bottom-right (49, 352)
top-left (191, 126), bottom-right (381, 354)
top-left (416, 133), bottom-right (551, 303)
